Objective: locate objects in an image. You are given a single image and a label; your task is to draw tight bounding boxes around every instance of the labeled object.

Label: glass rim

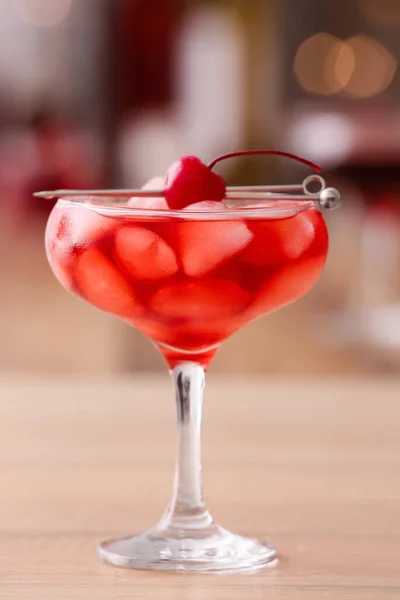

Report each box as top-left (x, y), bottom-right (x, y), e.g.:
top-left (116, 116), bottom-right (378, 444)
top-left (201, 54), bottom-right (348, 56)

top-left (55, 196), bottom-right (316, 219)
top-left (34, 181), bottom-right (324, 218)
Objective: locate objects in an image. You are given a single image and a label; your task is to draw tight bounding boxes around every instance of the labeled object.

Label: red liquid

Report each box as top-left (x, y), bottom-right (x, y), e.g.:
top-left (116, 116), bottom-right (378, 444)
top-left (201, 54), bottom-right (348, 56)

top-left (46, 205), bottom-right (328, 368)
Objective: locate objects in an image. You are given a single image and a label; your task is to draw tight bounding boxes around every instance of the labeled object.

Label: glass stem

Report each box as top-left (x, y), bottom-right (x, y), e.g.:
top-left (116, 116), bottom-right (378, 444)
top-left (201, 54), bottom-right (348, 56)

top-left (162, 362), bottom-right (213, 530)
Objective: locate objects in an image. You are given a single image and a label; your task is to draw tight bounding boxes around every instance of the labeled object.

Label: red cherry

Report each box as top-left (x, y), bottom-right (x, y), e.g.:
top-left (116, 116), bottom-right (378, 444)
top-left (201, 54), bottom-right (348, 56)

top-left (164, 156), bottom-right (226, 209)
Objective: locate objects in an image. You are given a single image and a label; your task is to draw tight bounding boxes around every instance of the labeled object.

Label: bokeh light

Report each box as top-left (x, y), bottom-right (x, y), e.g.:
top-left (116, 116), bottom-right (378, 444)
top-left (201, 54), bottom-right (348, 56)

top-left (294, 33), bottom-right (355, 95)
top-left (344, 35), bottom-right (397, 97)
top-left (13, 0), bottom-right (72, 28)
top-left (290, 114), bottom-right (354, 164)
top-left (294, 32), bottom-right (397, 98)
top-left (325, 39), bottom-right (356, 92)
top-left (359, 0), bottom-right (400, 28)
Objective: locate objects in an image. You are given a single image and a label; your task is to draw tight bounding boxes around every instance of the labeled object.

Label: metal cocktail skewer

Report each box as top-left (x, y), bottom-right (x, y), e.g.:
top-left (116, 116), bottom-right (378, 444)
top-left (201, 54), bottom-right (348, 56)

top-left (34, 175), bottom-right (341, 210)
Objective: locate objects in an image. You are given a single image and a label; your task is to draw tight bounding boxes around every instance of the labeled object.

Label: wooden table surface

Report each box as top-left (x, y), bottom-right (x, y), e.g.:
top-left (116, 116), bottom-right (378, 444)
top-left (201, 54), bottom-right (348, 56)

top-left (0, 375), bottom-right (399, 599)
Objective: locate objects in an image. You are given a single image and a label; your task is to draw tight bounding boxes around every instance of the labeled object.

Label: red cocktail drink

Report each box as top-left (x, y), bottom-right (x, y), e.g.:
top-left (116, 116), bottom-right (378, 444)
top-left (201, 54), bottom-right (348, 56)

top-left (38, 151), bottom-right (338, 573)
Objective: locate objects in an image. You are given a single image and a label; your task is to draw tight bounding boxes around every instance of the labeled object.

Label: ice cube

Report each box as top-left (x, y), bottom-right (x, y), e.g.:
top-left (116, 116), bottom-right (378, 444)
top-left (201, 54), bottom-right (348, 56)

top-left (115, 226), bottom-right (178, 280)
top-left (129, 314), bottom-right (230, 350)
top-left (141, 176), bottom-right (165, 190)
top-left (149, 278), bottom-right (250, 320)
top-left (247, 254), bottom-right (326, 319)
top-left (183, 201), bottom-right (226, 211)
top-left (45, 205), bottom-right (74, 287)
top-left (243, 211), bottom-right (317, 267)
top-left (178, 220), bottom-right (253, 277)
top-left (69, 205), bottom-right (117, 246)
top-left (128, 176), bottom-right (168, 210)
top-left (277, 211), bottom-right (318, 259)
top-left (75, 249), bottom-right (139, 318)
top-left (128, 315), bottom-right (171, 345)
top-left (128, 196), bottom-right (168, 210)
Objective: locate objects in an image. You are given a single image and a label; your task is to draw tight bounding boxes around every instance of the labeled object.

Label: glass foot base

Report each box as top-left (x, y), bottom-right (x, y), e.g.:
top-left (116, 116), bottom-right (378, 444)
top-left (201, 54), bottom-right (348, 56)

top-left (98, 523), bottom-right (277, 573)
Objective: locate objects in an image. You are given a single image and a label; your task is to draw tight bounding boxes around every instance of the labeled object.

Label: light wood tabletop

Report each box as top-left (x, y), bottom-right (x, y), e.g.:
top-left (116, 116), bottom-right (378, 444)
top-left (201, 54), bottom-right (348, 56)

top-left (0, 375), bottom-right (399, 598)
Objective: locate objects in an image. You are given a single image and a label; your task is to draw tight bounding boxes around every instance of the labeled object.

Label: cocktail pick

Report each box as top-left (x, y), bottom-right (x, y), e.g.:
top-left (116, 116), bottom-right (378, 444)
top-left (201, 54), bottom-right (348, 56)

top-left (34, 149), bottom-right (341, 210)
top-left (33, 176), bottom-right (341, 210)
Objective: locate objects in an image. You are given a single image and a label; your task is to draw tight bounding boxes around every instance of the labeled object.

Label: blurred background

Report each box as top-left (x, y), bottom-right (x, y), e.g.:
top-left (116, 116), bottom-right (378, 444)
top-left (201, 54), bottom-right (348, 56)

top-left (1, 0), bottom-right (400, 376)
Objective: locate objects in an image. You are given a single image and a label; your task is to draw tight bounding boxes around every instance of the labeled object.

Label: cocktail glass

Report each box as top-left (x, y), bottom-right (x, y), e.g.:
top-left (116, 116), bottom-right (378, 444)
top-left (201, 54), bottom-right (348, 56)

top-left (38, 179), bottom-right (331, 573)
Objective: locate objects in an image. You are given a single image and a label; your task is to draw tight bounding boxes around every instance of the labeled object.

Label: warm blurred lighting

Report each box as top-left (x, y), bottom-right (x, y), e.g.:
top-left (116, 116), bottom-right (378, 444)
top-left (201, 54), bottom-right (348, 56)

top-left (176, 6), bottom-right (246, 160)
top-left (344, 35), bottom-right (397, 97)
top-left (291, 114), bottom-right (353, 164)
top-left (13, 0), bottom-right (72, 28)
top-left (294, 32), bottom-right (397, 98)
top-left (294, 33), bottom-right (354, 95)
top-left (359, 0), bottom-right (400, 28)
top-left (324, 40), bottom-right (356, 91)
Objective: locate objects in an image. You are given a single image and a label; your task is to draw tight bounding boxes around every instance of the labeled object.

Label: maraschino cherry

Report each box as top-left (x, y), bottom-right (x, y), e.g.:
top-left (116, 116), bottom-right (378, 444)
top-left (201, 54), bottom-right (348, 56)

top-left (163, 150), bottom-right (320, 210)
top-left (164, 156), bottom-right (225, 209)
